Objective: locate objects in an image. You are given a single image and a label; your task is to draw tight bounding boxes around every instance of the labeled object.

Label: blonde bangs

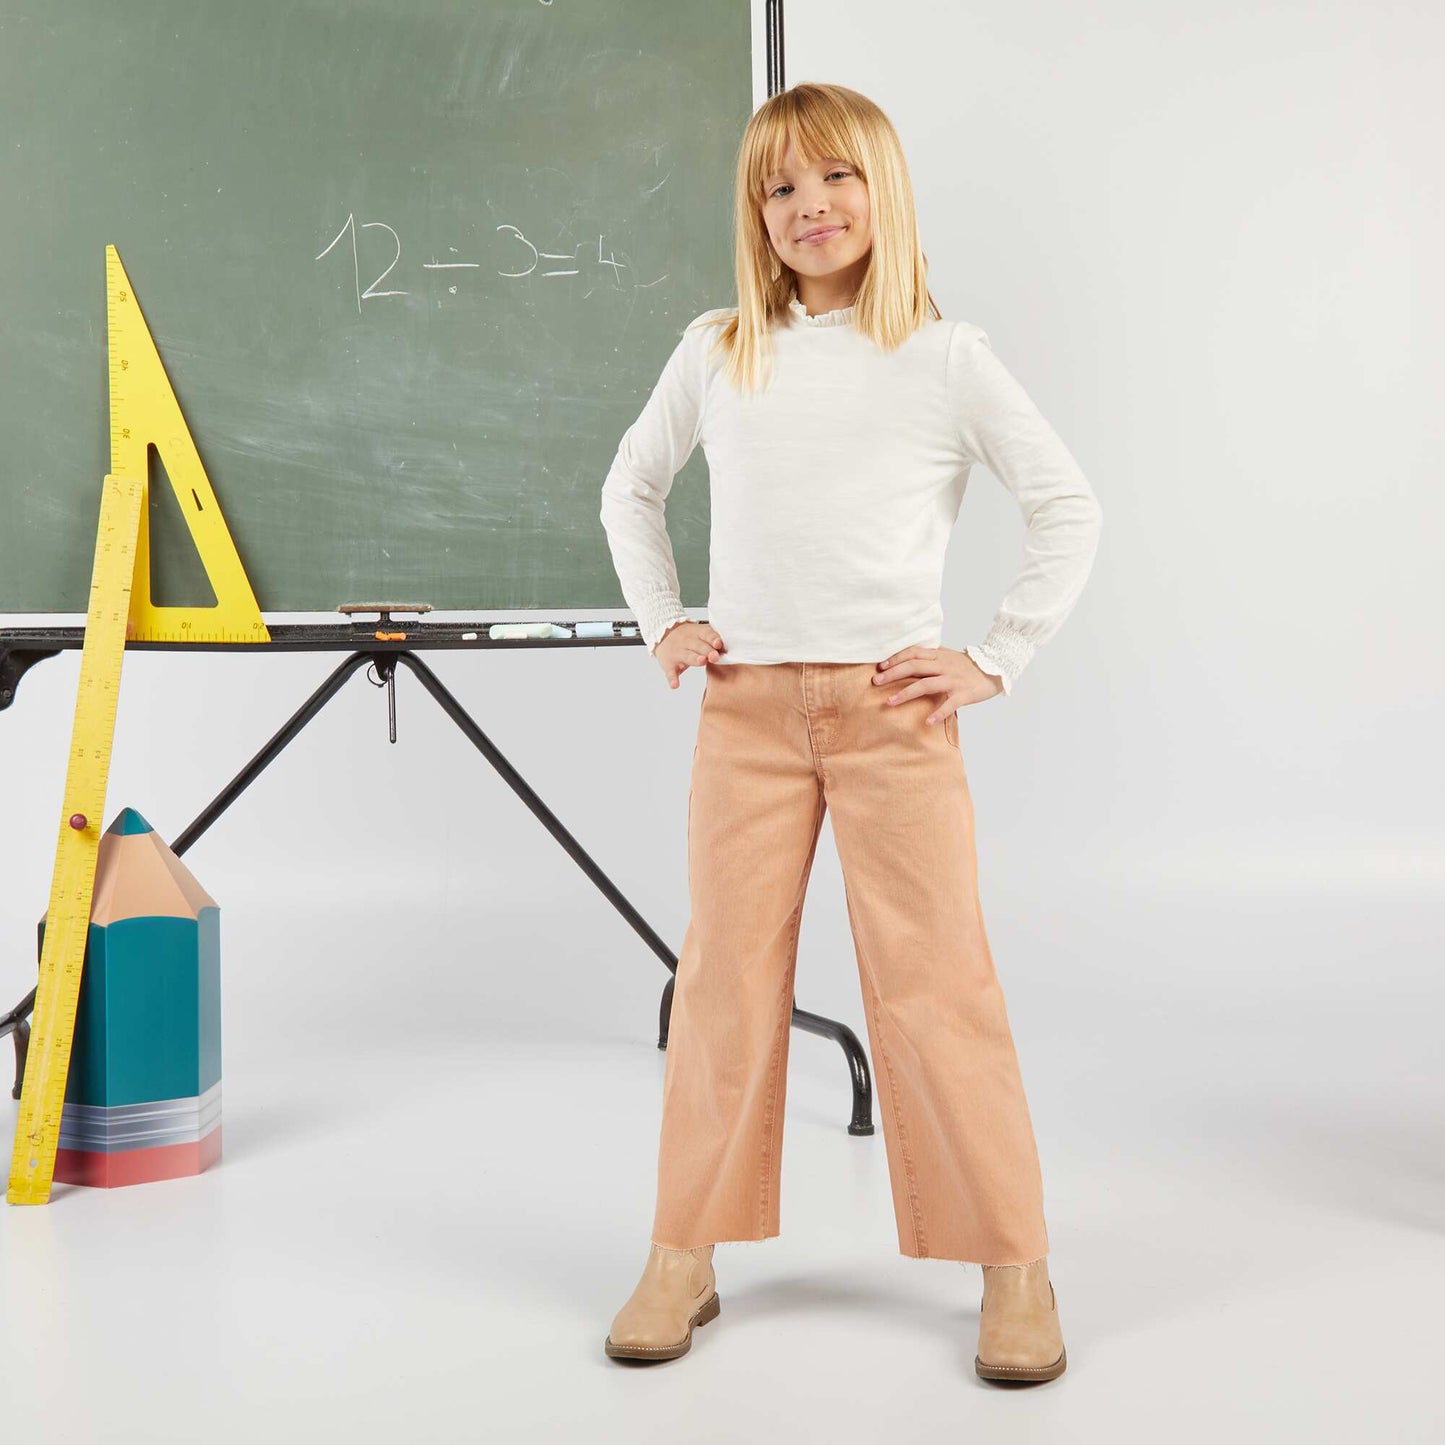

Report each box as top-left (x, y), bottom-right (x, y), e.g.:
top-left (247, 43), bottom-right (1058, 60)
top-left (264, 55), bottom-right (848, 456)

top-left (746, 96), bottom-right (867, 206)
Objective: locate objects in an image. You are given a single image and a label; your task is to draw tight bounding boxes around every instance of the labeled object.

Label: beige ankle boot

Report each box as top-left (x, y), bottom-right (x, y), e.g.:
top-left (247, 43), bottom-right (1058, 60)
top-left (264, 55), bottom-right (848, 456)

top-left (974, 1256), bottom-right (1067, 1382)
top-left (604, 1242), bottom-right (720, 1362)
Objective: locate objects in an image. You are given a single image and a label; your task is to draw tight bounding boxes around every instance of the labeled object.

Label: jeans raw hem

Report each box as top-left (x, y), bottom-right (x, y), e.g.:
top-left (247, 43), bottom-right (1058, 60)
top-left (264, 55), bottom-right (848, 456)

top-left (651, 1231), bottom-right (781, 1250)
top-left (898, 1249), bottom-right (1049, 1269)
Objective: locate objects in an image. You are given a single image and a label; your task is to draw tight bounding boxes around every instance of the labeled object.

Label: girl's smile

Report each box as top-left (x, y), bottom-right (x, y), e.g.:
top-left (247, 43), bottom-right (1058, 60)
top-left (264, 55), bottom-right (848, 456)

top-left (762, 142), bottom-right (873, 313)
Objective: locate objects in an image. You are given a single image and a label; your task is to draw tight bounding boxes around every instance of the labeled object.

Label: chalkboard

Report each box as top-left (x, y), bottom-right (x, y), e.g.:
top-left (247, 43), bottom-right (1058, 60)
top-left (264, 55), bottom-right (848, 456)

top-left (0, 0), bottom-right (756, 615)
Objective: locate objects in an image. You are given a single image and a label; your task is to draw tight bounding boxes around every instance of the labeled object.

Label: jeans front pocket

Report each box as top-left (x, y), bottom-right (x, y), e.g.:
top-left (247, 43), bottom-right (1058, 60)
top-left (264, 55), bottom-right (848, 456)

top-left (943, 710), bottom-right (959, 747)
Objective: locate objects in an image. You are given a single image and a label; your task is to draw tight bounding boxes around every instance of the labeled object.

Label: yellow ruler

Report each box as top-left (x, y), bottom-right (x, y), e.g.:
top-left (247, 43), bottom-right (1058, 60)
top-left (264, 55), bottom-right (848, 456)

top-left (7, 473), bottom-right (142, 1203)
top-left (7, 247), bottom-right (268, 1203)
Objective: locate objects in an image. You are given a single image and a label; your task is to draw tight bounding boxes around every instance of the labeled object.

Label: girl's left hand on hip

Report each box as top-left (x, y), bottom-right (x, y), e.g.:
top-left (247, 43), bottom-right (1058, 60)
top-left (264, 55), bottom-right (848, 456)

top-left (872, 645), bottom-right (1004, 722)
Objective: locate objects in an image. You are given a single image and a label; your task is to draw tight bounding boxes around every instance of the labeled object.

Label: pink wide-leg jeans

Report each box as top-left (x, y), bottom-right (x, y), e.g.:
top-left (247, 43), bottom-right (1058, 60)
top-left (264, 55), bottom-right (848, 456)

top-left (651, 660), bottom-right (1050, 1266)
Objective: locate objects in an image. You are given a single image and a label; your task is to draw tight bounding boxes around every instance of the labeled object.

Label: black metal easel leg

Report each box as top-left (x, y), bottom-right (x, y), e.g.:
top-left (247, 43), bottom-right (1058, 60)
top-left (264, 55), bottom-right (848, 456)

top-left (5, 649), bottom-right (875, 1136)
top-left (1, 989), bottom-right (33, 1100)
top-left (170, 651), bottom-right (375, 857)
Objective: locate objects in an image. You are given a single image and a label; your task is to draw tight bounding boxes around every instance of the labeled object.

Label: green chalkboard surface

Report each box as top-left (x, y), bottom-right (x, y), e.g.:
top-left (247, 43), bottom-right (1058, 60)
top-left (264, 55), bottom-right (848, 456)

top-left (0, 0), bottom-right (753, 614)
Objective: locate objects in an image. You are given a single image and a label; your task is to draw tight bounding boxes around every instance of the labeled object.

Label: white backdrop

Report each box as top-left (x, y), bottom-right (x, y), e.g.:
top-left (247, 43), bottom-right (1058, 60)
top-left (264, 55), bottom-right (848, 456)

top-left (1, 3), bottom-right (1440, 1440)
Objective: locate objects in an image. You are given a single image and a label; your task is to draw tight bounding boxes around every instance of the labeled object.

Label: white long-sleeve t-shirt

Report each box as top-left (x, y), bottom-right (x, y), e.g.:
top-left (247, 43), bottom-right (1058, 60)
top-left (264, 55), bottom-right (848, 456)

top-left (598, 297), bottom-right (1103, 694)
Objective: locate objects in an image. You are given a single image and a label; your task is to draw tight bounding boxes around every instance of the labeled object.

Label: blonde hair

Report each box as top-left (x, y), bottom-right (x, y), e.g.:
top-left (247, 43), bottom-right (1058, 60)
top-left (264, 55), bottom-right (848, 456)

top-left (696, 82), bottom-right (943, 392)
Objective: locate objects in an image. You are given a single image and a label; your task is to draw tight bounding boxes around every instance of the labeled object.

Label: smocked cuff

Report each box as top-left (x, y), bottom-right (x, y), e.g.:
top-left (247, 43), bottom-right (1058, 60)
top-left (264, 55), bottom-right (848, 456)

top-left (966, 620), bottom-right (1038, 696)
top-left (635, 590), bottom-right (691, 653)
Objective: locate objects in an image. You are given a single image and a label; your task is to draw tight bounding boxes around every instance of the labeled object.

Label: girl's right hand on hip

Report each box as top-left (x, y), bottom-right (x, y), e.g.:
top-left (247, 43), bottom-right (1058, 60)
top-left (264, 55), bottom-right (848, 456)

top-left (655, 620), bottom-right (726, 689)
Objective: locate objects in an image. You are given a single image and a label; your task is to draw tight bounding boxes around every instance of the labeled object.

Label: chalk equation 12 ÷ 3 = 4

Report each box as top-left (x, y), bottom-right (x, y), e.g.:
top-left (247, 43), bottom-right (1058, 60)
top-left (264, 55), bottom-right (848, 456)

top-left (314, 213), bottom-right (670, 314)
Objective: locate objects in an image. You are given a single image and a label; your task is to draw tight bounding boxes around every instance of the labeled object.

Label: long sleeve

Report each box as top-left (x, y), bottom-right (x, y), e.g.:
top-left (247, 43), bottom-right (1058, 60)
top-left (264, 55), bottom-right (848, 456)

top-left (947, 322), bottom-right (1104, 695)
top-left (599, 312), bottom-right (719, 653)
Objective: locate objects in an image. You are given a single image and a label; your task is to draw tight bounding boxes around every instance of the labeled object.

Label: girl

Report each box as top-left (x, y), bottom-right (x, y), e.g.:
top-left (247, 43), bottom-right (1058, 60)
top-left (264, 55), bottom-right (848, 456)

top-left (598, 83), bottom-right (1101, 1384)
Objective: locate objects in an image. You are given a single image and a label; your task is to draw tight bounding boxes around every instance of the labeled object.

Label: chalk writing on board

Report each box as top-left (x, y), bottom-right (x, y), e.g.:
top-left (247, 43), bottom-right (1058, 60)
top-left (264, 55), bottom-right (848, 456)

top-left (316, 218), bottom-right (667, 310)
top-left (498, 224), bottom-right (588, 278)
top-left (422, 249), bottom-right (480, 270)
top-left (314, 213), bottom-right (409, 314)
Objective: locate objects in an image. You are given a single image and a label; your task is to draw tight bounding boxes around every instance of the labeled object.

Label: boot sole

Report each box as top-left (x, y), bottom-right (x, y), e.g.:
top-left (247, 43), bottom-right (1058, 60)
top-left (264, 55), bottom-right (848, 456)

top-left (975, 1345), bottom-right (1067, 1382)
top-left (604, 1291), bottom-right (721, 1362)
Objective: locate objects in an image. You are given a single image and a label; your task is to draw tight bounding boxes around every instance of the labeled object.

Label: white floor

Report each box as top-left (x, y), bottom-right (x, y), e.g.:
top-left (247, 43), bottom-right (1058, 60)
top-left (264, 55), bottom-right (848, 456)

top-left (1, 876), bottom-right (1441, 1444)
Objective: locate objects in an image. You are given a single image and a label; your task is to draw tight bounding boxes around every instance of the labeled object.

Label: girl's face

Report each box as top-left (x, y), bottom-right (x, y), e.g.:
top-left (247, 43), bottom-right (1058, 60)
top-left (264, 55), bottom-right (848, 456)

top-left (761, 142), bottom-right (872, 290)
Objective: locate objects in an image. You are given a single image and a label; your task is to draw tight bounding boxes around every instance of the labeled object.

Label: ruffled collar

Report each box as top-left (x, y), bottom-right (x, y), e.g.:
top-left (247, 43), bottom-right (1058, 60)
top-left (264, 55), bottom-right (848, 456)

top-left (786, 295), bottom-right (856, 328)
